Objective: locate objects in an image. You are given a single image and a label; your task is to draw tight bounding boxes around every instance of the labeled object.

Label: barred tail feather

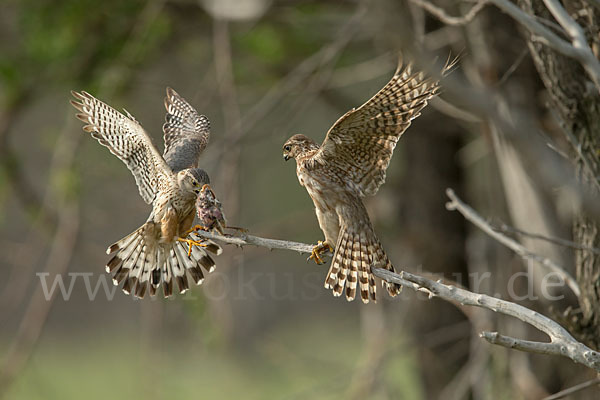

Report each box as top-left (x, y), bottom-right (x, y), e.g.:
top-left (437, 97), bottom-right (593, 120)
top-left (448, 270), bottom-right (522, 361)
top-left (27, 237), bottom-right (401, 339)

top-left (106, 223), bottom-right (223, 298)
top-left (174, 242), bottom-right (191, 294)
top-left (325, 234), bottom-right (345, 290)
top-left (373, 238), bottom-right (402, 297)
top-left (325, 226), bottom-right (401, 303)
top-left (149, 247), bottom-right (164, 297)
top-left (162, 247), bottom-right (174, 297)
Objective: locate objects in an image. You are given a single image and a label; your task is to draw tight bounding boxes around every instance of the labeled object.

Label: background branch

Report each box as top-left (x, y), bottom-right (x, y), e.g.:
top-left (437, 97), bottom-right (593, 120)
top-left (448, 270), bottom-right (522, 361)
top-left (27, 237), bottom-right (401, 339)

top-left (492, 220), bottom-right (600, 256)
top-left (373, 268), bottom-right (600, 372)
top-left (445, 188), bottom-right (580, 297)
top-left (488, 0), bottom-right (600, 91)
top-left (543, 376), bottom-right (600, 400)
top-left (408, 0), bottom-right (488, 26)
top-left (192, 229), bottom-right (600, 372)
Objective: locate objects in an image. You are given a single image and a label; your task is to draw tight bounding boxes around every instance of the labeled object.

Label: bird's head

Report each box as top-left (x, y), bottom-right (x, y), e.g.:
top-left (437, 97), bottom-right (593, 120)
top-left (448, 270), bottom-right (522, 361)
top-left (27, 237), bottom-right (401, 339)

top-left (177, 168), bottom-right (210, 195)
top-left (282, 134), bottom-right (319, 161)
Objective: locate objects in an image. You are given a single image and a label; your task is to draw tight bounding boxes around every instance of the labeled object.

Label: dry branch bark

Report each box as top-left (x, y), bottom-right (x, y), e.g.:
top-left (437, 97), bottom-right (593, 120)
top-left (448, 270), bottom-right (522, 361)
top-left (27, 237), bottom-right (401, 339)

top-left (517, 0), bottom-right (600, 349)
top-left (192, 228), bottom-right (600, 372)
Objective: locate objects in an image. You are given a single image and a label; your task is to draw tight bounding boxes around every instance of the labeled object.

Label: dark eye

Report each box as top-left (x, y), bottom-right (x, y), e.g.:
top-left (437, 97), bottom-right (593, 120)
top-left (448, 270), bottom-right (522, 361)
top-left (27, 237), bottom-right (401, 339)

top-left (284, 145), bottom-right (291, 151)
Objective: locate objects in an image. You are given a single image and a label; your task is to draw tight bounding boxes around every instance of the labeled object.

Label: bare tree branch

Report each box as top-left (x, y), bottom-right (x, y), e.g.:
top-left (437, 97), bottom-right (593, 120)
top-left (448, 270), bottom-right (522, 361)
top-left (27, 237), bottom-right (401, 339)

top-left (488, 0), bottom-right (600, 91)
top-left (412, 0), bottom-right (600, 90)
top-left (193, 229), bottom-right (316, 256)
top-left (372, 268), bottom-right (600, 372)
top-left (492, 221), bottom-right (600, 256)
top-left (496, 47), bottom-right (529, 86)
top-left (408, 0), bottom-right (488, 26)
top-left (191, 229), bottom-right (600, 372)
top-left (541, 0), bottom-right (600, 81)
top-left (550, 109), bottom-right (600, 192)
top-left (445, 188), bottom-right (581, 297)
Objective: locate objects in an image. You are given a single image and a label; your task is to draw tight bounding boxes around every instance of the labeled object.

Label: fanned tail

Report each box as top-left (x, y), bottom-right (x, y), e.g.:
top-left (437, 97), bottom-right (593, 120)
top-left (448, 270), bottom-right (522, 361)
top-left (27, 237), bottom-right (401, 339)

top-left (324, 225), bottom-right (401, 304)
top-left (106, 223), bottom-right (222, 298)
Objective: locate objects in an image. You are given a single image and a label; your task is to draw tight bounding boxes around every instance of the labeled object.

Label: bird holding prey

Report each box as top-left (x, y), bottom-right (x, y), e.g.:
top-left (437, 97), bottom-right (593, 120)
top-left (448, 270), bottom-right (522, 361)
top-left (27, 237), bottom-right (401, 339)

top-left (283, 56), bottom-right (454, 303)
top-left (193, 184), bottom-right (247, 239)
top-left (195, 184), bottom-right (227, 234)
top-left (71, 87), bottom-right (221, 298)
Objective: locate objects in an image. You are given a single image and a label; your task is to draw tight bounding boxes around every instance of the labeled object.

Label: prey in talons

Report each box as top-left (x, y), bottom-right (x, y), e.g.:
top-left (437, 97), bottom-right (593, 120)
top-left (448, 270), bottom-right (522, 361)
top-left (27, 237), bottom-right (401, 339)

top-left (192, 184), bottom-right (247, 239)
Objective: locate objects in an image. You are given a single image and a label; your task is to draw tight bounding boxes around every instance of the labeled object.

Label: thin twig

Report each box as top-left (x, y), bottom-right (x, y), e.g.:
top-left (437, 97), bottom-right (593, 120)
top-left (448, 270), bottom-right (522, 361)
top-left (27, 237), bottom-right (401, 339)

top-left (492, 221), bottom-right (600, 256)
top-left (445, 188), bottom-right (581, 297)
top-left (409, 0), bottom-right (488, 26)
top-left (550, 109), bottom-right (600, 192)
top-left (430, 96), bottom-right (482, 123)
top-left (543, 377), bottom-right (600, 400)
top-left (496, 47), bottom-right (529, 87)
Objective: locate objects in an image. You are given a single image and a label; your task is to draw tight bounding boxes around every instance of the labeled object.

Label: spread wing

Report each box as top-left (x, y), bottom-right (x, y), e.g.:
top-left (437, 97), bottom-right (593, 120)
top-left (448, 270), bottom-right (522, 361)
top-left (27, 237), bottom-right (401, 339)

top-left (162, 87), bottom-right (210, 172)
top-left (316, 56), bottom-right (455, 197)
top-left (71, 91), bottom-right (171, 204)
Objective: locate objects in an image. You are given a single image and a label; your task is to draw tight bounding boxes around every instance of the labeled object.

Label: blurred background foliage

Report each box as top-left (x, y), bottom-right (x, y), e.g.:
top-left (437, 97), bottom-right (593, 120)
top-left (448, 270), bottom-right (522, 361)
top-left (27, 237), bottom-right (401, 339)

top-left (0, 0), bottom-right (598, 399)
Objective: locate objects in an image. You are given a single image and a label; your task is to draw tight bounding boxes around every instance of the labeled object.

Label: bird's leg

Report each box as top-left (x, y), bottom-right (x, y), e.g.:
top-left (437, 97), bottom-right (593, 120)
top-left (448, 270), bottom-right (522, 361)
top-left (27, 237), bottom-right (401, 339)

top-left (308, 240), bottom-right (334, 265)
top-left (177, 237), bottom-right (208, 257)
top-left (178, 227), bottom-right (209, 257)
top-left (192, 224), bottom-right (209, 232)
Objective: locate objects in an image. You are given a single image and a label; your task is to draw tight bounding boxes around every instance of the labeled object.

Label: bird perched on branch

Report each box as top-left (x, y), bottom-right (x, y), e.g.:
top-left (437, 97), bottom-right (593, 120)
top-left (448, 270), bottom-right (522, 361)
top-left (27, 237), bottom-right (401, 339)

top-left (71, 87), bottom-right (221, 298)
top-left (283, 56), bottom-right (455, 303)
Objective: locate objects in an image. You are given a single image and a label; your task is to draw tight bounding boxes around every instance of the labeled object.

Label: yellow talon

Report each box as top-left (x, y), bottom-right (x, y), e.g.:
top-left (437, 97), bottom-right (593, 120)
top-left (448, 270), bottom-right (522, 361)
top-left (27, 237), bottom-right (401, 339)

top-left (308, 241), bottom-right (333, 265)
top-left (177, 237), bottom-right (208, 256)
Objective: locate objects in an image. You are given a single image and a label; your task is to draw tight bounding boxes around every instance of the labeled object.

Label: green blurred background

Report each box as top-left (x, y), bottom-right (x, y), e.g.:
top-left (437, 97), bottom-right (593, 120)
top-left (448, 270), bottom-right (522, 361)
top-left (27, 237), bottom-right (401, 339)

top-left (0, 0), bottom-right (596, 399)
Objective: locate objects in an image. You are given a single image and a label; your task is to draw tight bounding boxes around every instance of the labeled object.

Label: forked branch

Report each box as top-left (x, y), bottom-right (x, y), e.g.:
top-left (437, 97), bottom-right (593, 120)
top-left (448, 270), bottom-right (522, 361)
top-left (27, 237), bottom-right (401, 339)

top-left (445, 188), bottom-right (580, 297)
top-left (193, 229), bottom-right (599, 372)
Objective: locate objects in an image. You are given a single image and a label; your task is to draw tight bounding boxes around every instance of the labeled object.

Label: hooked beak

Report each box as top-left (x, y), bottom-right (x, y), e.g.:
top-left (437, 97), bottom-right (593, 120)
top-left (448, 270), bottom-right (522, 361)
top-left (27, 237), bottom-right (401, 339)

top-left (283, 154), bottom-right (290, 161)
